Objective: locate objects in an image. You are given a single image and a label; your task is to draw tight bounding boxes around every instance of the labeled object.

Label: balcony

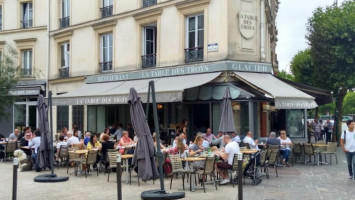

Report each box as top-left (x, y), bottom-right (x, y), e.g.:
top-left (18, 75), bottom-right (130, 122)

top-left (59, 67), bottom-right (69, 78)
top-left (21, 68), bottom-right (32, 77)
top-left (21, 19), bottom-right (33, 29)
top-left (143, 0), bottom-right (157, 8)
top-left (99, 61), bottom-right (112, 72)
top-left (59, 17), bottom-right (70, 29)
top-left (184, 47), bottom-right (203, 63)
top-left (142, 54), bottom-right (156, 68)
top-left (100, 5), bottom-right (113, 18)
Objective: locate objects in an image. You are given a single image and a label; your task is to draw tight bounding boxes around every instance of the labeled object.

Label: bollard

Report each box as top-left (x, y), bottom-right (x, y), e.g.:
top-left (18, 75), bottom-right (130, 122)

top-left (237, 153), bottom-right (243, 200)
top-left (116, 153), bottom-right (122, 200)
top-left (13, 158), bottom-right (19, 200)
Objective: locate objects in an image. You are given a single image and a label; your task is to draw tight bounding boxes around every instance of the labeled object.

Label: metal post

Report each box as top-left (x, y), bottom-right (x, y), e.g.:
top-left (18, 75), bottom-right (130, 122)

top-left (150, 81), bottom-right (165, 193)
top-left (237, 153), bottom-right (243, 200)
top-left (116, 154), bottom-right (122, 200)
top-left (12, 158), bottom-right (18, 200)
top-left (49, 91), bottom-right (54, 175)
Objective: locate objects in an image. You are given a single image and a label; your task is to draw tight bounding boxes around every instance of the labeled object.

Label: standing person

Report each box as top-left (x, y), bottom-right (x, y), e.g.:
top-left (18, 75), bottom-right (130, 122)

top-left (113, 123), bottom-right (123, 141)
top-left (278, 130), bottom-right (292, 167)
top-left (313, 119), bottom-right (322, 141)
top-left (180, 119), bottom-right (188, 134)
top-left (340, 120), bottom-right (355, 180)
top-left (72, 125), bottom-right (82, 139)
top-left (9, 129), bottom-right (20, 141)
top-left (324, 119), bottom-right (333, 143)
top-left (126, 124), bottom-right (135, 140)
top-left (320, 120), bottom-right (325, 140)
top-left (109, 123), bottom-right (117, 135)
top-left (307, 121), bottom-right (315, 143)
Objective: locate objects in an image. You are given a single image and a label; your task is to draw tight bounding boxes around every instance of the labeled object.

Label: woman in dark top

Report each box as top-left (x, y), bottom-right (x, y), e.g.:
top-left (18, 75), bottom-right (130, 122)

top-left (101, 134), bottom-right (115, 168)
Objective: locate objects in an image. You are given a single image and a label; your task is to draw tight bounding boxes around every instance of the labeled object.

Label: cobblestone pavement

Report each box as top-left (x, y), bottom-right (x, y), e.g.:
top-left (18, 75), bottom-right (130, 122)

top-left (0, 148), bottom-right (354, 200)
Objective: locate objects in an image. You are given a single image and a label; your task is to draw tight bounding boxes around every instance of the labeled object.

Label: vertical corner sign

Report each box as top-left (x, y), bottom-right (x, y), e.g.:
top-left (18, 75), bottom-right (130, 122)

top-left (238, 11), bottom-right (257, 40)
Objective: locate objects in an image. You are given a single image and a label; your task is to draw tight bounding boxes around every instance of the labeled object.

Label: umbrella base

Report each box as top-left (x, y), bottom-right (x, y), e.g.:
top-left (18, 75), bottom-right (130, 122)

top-left (141, 190), bottom-right (185, 200)
top-left (34, 174), bottom-right (69, 183)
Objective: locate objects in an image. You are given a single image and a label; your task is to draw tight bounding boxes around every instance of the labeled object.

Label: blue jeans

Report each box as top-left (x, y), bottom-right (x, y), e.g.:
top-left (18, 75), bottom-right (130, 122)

top-left (280, 149), bottom-right (291, 163)
top-left (345, 152), bottom-right (355, 177)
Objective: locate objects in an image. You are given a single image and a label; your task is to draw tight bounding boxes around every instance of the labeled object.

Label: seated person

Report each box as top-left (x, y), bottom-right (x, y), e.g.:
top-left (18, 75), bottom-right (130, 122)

top-left (188, 135), bottom-right (205, 169)
top-left (28, 130), bottom-right (41, 170)
top-left (66, 131), bottom-right (81, 147)
top-left (9, 129), bottom-right (20, 141)
top-left (56, 136), bottom-right (67, 160)
top-left (87, 135), bottom-right (102, 151)
top-left (215, 135), bottom-right (240, 185)
top-left (211, 133), bottom-right (225, 149)
top-left (83, 132), bottom-right (91, 146)
top-left (243, 131), bottom-right (259, 150)
top-left (152, 132), bottom-right (165, 150)
top-left (278, 130), bottom-right (292, 167)
top-left (175, 137), bottom-right (188, 155)
top-left (266, 132), bottom-right (281, 146)
top-left (118, 131), bottom-right (135, 154)
top-left (173, 133), bottom-right (187, 147)
top-left (196, 132), bottom-right (210, 149)
top-left (231, 132), bottom-right (241, 143)
top-left (20, 132), bottom-right (32, 156)
top-left (101, 134), bottom-right (115, 168)
top-left (202, 128), bottom-right (216, 143)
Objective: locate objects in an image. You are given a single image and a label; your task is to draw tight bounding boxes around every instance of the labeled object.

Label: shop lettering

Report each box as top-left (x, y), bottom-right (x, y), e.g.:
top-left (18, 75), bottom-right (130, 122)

top-left (239, 11), bottom-right (257, 39)
top-left (187, 65), bottom-right (209, 74)
top-left (231, 63), bottom-right (268, 72)
top-left (97, 74), bottom-right (129, 82)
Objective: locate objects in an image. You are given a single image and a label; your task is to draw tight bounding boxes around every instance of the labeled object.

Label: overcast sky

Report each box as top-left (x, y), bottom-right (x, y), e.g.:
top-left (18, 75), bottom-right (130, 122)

top-left (276, 0), bottom-right (345, 72)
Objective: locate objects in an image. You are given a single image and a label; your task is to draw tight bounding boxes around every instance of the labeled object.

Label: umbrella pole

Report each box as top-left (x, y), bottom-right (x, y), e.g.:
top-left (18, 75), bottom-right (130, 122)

top-left (150, 81), bottom-right (165, 193)
top-left (49, 91), bottom-right (54, 175)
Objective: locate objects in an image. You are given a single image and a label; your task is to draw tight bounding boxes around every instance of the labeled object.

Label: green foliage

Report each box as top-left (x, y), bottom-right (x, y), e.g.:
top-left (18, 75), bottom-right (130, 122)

top-left (0, 45), bottom-right (21, 120)
top-left (290, 49), bottom-right (316, 86)
top-left (343, 92), bottom-right (355, 115)
top-left (318, 102), bottom-right (335, 115)
top-left (277, 70), bottom-right (294, 81)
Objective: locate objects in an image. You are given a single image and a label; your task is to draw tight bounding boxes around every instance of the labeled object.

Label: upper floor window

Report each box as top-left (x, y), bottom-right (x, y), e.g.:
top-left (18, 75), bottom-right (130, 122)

top-left (100, 33), bottom-right (113, 72)
top-left (59, 42), bottom-right (70, 78)
top-left (143, 0), bottom-right (157, 8)
top-left (142, 25), bottom-right (156, 68)
top-left (22, 2), bottom-right (33, 29)
top-left (0, 5), bottom-right (3, 31)
top-left (22, 50), bottom-right (32, 77)
top-left (101, 0), bottom-right (113, 18)
top-left (185, 14), bottom-right (204, 63)
top-left (60, 0), bottom-right (70, 28)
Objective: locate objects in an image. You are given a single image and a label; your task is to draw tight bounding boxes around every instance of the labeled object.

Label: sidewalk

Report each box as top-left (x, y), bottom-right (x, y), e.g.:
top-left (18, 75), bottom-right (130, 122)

top-left (0, 148), bottom-right (354, 200)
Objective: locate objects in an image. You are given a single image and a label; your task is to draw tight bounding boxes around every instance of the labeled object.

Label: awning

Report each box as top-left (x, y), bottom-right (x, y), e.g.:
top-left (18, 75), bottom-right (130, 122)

top-left (53, 72), bottom-right (221, 105)
top-left (276, 77), bottom-right (333, 105)
top-left (8, 79), bottom-right (46, 96)
top-left (234, 72), bottom-right (318, 109)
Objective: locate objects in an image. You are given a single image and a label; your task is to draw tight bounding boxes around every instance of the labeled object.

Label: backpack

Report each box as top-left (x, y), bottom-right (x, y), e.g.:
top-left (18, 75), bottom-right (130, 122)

top-left (163, 157), bottom-right (172, 175)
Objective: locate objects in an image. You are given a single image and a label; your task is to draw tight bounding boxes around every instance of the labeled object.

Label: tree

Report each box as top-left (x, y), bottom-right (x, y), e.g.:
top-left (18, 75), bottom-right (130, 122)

top-left (0, 45), bottom-right (21, 120)
top-left (307, 1), bottom-right (355, 141)
top-left (276, 70), bottom-right (294, 81)
top-left (343, 92), bottom-right (355, 115)
top-left (290, 49), bottom-right (315, 86)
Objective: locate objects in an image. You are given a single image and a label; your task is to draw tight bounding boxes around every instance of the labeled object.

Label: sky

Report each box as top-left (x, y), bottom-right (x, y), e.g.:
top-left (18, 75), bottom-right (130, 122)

top-left (276, 0), bottom-right (346, 72)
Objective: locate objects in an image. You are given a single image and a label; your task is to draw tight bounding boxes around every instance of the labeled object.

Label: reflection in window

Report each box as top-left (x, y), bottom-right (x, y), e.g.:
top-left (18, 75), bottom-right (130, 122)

top-left (286, 109), bottom-right (305, 138)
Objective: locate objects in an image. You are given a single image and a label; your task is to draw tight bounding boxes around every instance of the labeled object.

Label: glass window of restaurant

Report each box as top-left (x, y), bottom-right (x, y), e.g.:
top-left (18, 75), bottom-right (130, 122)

top-left (271, 109), bottom-right (306, 138)
top-left (57, 105), bottom-right (69, 131)
top-left (14, 98), bottom-right (38, 132)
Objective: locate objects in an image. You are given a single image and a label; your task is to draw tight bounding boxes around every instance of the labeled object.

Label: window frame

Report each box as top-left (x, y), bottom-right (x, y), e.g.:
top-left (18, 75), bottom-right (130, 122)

top-left (60, 42), bottom-right (70, 68)
top-left (99, 33), bottom-right (113, 72)
top-left (185, 14), bottom-right (204, 49)
top-left (142, 25), bottom-right (156, 56)
top-left (22, 2), bottom-right (33, 28)
top-left (22, 49), bottom-right (32, 76)
top-left (61, 0), bottom-right (70, 18)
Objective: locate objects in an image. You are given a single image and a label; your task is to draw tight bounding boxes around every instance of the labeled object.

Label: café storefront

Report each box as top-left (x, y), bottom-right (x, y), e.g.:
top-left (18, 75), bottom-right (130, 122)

top-left (52, 60), bottom-right (328, 142)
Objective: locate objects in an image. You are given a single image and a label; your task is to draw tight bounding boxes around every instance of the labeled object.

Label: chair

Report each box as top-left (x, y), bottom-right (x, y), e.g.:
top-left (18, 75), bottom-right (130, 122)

top-left (84, 150), bottom-right (99, 178)
top-left (321, 142), bottom-right (338, 165)
top-left (195, 156), bottom-right (217, 193)
top-left (67, 151), bottom-right (82, 176)
top-left (107, 151), bottom-right (117, 182)
top-left (169, 154), bottom-right (191, 190)
top-left (6, 141), bottom-right (17, 161)
top-left (243, 143), bottom-right (250, 149)
top-left (228, 154), bottom-right (242, 187)
top-left (72, 143), bottom-right (84, 150)
top-left (259, 150), bottom-right (268, 178)
top-left (291, 143), bottom-right (304, 166)
top-left (57, 145), bottom-right (69, 169)
top-left (303, 143), bottom-right (316, 164)
top-left (265, 148), bottom-right (279, 177)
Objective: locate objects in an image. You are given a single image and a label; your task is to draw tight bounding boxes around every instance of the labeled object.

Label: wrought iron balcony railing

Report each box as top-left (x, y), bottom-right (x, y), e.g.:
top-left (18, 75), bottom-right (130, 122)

top-left (141, 54), bottom-right (156, 68)
top-left (100, 61), bottom-right (113, 72)
top-left (59, 17), bottom-right (70, 29)
top-left (21, 68), bottom-right (32, 77)
top-left (21, 19), bottom-right (33, 28)
top-left (143, 0), bottom-right (157, 8)
top-left (59, 67), bottom-right (69, 78)
top-left (184, 47), bottom-right (203, 63)
top-left (100, 5), bottom-right (113, 18)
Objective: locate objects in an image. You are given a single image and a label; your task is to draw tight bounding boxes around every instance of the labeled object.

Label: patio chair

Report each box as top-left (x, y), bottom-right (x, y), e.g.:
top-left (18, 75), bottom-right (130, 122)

top-left (229, 154), bottom-right (243, 187)
top-left (243, 143), bottom-right (250, 149)
top-left (291, 143), bottom-right (304, 166)
top-left (169, 154), bottom-right (191, 190)
top-left (67, 151), bottom-right (82, 176)
top-left (72, 143), bottom-right (84, 150)
top-left (84, 150), bottom-right (99, 178)
top-left (107, 151), bottom-right (117, 182)
top-left (195, 156), bottom-right (217, 193)
top-left (5, 141), bottom-right (17, 161)
top-left (303, 143), bottom-right (316, 164)
top-left (259, 150), bottom-right (268, 178)
top-left (265, 147), bottom-right (279, 177)
top-left (57, 145), bottom-right (69, 169)
top-left (321, 142), bottom-right (338, 165)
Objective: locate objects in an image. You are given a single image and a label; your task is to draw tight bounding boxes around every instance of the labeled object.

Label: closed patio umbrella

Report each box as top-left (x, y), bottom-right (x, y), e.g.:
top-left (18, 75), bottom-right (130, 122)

top-left (129, 88), bottom-right (159, 181)
top-left (218, 87), bottom-right (236, 133)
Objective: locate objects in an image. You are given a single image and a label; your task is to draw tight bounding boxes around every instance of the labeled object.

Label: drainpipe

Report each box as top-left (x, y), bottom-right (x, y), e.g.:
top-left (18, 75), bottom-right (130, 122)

top-left (46, 0), bottom-right (51, 98)
top-left (260, 0), bottom-right (266, 62)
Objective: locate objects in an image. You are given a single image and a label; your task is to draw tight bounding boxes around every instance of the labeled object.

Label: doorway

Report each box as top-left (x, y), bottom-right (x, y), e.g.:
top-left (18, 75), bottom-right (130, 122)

top-left (191, 104), bottom-right (210, 136)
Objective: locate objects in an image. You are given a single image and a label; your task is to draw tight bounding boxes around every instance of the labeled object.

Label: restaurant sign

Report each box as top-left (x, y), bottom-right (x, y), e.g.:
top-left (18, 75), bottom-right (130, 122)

top-left (86, 61), bottom-right (273, 84)
top-left (275, 98), bottom-right (318, 110)
top-left (239, 11), bottom-right (257, 40)
top-left (8, 88), bottom-right (40, 96)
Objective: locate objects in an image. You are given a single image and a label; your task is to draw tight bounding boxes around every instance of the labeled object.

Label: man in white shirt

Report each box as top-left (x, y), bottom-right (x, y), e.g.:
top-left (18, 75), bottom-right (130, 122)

top-left (216, 135), bottom-right (240, 185)
top-left (231, 132), bottom-right (241, 143)
top-left (66, 132), bottom-right (80, 146)
top-left (340, 120), bottom-right (355, 180)
top-left (243, 131), bottom-right (259, 150)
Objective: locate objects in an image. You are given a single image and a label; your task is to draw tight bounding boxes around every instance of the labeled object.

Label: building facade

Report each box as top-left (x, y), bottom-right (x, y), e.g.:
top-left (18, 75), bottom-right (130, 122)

top-left (2, 0), bottom-right (322, 142)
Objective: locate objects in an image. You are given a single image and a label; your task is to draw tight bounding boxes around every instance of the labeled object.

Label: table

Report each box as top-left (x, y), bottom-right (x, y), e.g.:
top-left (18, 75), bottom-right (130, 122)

top-left (121, 154), bottom-right (134, 184)
top-left (312, 144), bottom-right (327, 165)
top-left (178, 157), bottom-right (206, 192)
top-left (241, 149), bottom-right (259, 154)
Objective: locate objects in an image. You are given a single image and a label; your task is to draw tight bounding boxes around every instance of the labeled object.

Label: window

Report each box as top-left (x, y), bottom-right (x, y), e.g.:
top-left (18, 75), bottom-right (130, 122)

top-left (0, 5), bottom-right (2, 30)
top-left (143, 0), bottom-right (157, 8)
top-left (22, 50), bottom-right (32, 77)
top-left (72, 105), bottom-right (84, 133)
top-left (185, 14), bottom-right (204, 63)
top-left (59, 42), bottom-right (70, 78)
top-left (142, 26), bottom-right (156, 68)
top-left (57, 106), bottom-right (69, 132)
top-left (60, 0), bottom-right (70, 28)
top-left (100, 33), bottom-right (113, 72)
top-left (22, 2), bottom-right (33, 28)
top-left (101, 0), bottom-right (113, 18)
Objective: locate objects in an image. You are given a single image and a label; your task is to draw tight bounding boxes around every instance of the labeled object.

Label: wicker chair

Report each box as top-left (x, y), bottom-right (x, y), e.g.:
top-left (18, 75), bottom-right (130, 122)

top-left (259, 150), bottom-right (268, 178)
top-left (291, 143), bottom-right (304, 165)
top-left (265, 148), bottom-right (279, 177)
top-left (5, 141), bottom-right (17, 161)
top-left (303, 143), bottom-right (316, 164)
top-left (243, 143), bottom-right (251, 149)
top-left (195, 156), bottom-right (217, 193)
top-left (84, 150), bottom-right (99, 177)
top-left (67, 151), bottom-right (82, 176)
top-left (321, 142), bottom-right (338, 165)
top-left (57, 145), bottom-right (69, 169)
top-left (228, 154), bottom-right (243, 187)
top-left (107, 151), bottom-right (118, 182)
top-left (169, 154), bottom-right (191, 190)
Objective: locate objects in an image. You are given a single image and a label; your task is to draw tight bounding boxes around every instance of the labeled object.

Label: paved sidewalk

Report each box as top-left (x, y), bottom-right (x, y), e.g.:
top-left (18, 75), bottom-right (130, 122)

top-left (0, 148), bottom-right (354, 200)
